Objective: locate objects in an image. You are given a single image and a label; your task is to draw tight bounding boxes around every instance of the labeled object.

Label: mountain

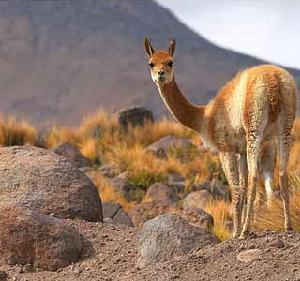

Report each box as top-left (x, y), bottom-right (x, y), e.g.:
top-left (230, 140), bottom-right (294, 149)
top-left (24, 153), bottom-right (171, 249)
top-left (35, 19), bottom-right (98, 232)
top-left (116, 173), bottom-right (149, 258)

top-left (0, 0), bottom-right (299, 125)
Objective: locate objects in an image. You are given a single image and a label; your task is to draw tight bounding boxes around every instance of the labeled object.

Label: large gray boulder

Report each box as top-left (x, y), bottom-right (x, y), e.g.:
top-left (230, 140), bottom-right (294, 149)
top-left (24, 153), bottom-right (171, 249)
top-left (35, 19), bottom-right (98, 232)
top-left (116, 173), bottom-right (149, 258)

top-left (0, 204), bottom-right (83, 271)
top-left (0, 145), bottom-right (102, 222)
top-left (137, 214), bottom-right (219, 267)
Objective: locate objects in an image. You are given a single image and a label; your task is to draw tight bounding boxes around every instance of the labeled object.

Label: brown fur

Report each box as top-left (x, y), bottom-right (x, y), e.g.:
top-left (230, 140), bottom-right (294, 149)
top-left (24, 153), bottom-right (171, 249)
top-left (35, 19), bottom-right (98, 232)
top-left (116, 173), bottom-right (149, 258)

top-left (144, 38), bottom-right (297, 238)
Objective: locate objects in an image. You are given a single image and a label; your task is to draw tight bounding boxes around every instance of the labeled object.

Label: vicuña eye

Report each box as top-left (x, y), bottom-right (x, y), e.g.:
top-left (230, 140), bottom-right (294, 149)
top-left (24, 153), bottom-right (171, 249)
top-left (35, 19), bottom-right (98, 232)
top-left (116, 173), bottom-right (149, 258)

top-left (149, 63), bottom-right (155, 68)
top-left (168, 61), bottom-right (173, 67)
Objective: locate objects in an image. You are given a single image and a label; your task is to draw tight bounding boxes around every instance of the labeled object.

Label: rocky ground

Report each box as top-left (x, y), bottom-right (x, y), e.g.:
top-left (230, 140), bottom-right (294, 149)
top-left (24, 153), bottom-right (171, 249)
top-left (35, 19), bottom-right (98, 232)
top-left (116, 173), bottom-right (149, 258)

top-left (0, 141), bottom-right (299, 281)
top-left (1, 220), bottom-right (300, 281)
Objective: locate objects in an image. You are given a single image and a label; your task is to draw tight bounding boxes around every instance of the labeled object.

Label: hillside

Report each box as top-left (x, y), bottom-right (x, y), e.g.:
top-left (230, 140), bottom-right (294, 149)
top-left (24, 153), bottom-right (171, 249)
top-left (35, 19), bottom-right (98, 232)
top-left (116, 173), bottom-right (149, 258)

top-left (0, 0), bottom-right (299, 125)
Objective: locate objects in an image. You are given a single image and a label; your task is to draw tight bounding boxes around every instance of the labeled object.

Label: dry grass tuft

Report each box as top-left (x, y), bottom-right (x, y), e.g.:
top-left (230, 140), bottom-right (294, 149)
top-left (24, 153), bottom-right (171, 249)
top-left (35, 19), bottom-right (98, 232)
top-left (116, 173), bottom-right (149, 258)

top-left (255, 193), bottom-right (300, 232)
top-left (0, 116), bottom-right (37, 146)
top-left (89, 171), bottom-right (135, 211)
top-left (204, 200), bottom-right (232, 241)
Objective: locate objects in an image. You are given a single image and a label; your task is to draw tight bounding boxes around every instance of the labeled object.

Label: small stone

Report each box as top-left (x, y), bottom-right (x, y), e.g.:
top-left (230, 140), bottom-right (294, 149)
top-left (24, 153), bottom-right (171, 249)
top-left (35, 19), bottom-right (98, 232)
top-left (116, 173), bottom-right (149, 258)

top-left (24, 264), bottom-right (33, 273)
top-left (269, 239), bottom-right (285, 248)
top-left (237, 249), bottom-right (262, 263)
top-left (0, 271), bottom-right (8, 281)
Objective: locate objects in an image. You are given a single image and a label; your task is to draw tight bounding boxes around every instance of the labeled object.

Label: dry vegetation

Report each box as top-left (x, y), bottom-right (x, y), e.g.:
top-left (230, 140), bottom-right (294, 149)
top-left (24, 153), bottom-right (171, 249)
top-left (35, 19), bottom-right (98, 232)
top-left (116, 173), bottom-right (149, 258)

top-left (2, 109), bottom-right (300, 241)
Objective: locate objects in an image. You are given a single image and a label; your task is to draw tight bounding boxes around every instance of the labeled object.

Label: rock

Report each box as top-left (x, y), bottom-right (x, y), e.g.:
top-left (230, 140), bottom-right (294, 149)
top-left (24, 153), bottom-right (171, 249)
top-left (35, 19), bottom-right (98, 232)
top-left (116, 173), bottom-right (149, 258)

top-left (182, 190), bottom-right (213, 210)
top-left (52, 143), bottom-right (92, 168)
top-left (237, 249), bottom-right (263, 263)
top-left (269, 239), bottom-right (285, 249)
top-left (0, 145), bottom-right (102, 222)
top-left (110, 172), bottom-right (129, 196)
top-left (98, 164), bottom-right (119, 178)
top-left (182, 207), bottom-right (214, 229)
top-left (144, 183), bottom-right (179, 204)
top-left (0, 271), bottom-right (8, 281)
top-left (167, 172), bottom-right (185, 193)
top-left (129, 183), bottom-right (179, 227)
top-left (109, 172), bottom-right (145, 202)
top-left (191, 180), bottom-right (231, 201)
top-left (102, 201), bottom-right (133, 227)
top-left (103, 217), bottom-right (114, 224)
top-left (137, 214), bottom-right (219, 267)
top-left (113, 208), bottom-right (133, 227)
top-left (21, 264), bottom-right (33, 273)
top-left (117, 107), bottom-right (154, 130)
top-left (209, 179), bottom-right (231, 201)
top-left (0, 204), bottom-right (83, 271)
top-left (102, 201), bottom-right (121, 218)
top-left (191, 181), bottom-right (211, 192)
top-left (129, 201), bottom-right (166, 227)
top-left (146, 135), bottom-right (196, 159)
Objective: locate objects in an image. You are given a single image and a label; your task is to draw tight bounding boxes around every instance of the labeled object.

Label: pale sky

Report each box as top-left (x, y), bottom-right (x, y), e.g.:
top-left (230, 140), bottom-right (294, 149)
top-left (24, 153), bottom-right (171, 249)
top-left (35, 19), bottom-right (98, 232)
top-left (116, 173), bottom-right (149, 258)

top-left (156, 0), bottom-right (300, 69)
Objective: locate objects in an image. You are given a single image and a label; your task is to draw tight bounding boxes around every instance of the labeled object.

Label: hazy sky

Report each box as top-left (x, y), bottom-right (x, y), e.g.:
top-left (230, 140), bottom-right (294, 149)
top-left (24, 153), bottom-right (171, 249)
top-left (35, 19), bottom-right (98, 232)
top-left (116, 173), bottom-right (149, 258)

top-left (156, 0), bottom-right (300, 69)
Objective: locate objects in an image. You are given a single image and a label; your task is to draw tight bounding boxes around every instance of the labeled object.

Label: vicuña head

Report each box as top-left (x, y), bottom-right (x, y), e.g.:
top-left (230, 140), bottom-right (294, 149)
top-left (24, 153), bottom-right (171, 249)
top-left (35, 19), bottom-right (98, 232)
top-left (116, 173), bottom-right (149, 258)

top-left (144, 37), bottom-right (176, 84)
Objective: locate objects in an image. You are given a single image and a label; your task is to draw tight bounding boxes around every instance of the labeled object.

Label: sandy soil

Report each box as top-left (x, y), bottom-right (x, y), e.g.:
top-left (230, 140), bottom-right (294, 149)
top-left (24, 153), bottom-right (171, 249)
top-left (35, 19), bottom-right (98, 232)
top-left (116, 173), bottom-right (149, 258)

top-left (1, 220), bottom-right (300, 281)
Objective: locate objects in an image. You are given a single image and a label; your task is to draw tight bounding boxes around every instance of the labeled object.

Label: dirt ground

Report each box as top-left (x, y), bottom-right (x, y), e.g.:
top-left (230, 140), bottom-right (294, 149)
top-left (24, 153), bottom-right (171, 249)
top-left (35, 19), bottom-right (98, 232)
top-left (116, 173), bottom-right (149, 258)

top-left (1, 220), bottom-right (300, 281)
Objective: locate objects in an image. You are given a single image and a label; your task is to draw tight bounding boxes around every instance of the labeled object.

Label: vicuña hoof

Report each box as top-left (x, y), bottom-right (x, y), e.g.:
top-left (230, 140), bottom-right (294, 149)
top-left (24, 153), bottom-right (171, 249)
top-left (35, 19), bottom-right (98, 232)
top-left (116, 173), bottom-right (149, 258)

top-left (232, 230), bottom-right (241, 239)
top-left (239, 230), bottom-right (249, 239)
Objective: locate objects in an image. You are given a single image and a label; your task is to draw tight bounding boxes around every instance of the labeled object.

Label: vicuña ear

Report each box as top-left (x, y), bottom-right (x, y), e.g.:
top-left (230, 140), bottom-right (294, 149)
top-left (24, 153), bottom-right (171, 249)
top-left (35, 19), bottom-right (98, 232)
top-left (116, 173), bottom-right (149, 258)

top-left (144, 37), bottom-right (155, 57)
top-left (168, 38), bottom-right (176, 56)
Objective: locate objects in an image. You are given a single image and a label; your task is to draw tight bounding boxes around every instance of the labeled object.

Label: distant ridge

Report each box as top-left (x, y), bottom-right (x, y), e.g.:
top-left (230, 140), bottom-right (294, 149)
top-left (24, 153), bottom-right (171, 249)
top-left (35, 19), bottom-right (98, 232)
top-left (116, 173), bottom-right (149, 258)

top-left (0, 0), bottom-right (299, 125)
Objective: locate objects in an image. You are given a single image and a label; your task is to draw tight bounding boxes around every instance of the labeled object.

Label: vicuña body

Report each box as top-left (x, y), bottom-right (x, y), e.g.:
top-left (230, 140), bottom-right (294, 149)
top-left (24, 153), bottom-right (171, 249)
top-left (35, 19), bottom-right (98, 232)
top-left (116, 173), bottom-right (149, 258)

top-left (144, 38), bottom-right (297, 238)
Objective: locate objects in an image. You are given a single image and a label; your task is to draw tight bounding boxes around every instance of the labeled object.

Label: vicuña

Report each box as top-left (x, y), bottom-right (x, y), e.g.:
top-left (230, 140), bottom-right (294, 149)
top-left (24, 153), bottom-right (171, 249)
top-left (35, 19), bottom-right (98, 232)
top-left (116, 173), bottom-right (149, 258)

top-left (144, 38), bottom-right (297, 238)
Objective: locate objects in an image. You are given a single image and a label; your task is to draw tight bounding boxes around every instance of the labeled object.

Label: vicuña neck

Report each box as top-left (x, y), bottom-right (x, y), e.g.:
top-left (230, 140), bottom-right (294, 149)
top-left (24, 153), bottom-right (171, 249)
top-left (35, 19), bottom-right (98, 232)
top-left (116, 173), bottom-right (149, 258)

top-left (157, 78), bottom-right (204, 132)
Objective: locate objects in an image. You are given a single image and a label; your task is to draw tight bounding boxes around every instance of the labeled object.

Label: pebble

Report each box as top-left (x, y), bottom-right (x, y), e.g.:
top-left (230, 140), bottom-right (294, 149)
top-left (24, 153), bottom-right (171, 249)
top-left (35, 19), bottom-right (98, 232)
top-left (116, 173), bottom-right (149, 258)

top-left (0, 271), bottom-right (8, 281)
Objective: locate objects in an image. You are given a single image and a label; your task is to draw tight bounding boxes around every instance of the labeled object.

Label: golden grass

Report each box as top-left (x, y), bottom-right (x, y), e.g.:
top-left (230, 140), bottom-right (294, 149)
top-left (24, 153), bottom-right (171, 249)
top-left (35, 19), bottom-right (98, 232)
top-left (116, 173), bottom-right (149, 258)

top-left (1, 108), bottom-right (300, 240)
top-left (0, 116), bottom-right (37, 146)
top-left (204, 200), bottom-right (232, 241)
top-left (46, 126), bottom-right (77, 148)
top-left (255, 193), bottom-right (300, 232)
top-left (89, 172), bottom-right (135, 211)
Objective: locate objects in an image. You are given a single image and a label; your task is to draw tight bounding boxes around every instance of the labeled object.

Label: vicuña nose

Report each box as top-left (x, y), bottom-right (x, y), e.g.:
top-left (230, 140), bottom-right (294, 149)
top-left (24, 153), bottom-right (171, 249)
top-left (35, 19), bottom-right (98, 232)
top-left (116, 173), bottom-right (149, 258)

top-left (158, 70), bottom-right (165, 76)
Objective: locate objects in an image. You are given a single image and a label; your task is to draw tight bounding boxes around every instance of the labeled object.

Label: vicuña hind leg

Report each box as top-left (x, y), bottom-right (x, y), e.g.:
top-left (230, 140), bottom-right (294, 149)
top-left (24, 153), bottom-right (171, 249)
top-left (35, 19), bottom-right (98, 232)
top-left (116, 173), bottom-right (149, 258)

top-left (261, 141), bottom-right (276, 208)
top-left (277, 129), bottom-right (293, 231)
top-left (238, 154), bottom-right (248, 226)
top-left (240, 132), bottom-right (262, 238)
top-left (219, 152), bottom-right (244, 238)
